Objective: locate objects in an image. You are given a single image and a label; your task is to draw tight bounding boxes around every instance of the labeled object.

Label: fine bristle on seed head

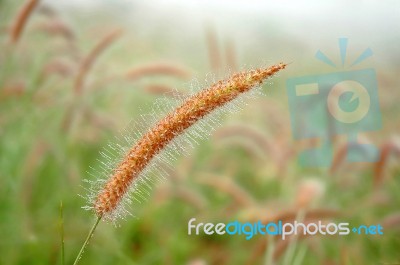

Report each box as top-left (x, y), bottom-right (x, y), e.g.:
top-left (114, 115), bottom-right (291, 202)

top-left (93, 63), bottom-right (287, 219)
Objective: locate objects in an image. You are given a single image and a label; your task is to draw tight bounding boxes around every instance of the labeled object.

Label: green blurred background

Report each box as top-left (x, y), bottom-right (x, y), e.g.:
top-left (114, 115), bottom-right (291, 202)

top-left (0, 0), bottom-right (399, 264)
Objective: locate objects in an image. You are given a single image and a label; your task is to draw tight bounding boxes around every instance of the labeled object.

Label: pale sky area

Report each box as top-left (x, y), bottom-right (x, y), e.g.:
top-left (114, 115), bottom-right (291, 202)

top-left (40, 0), bottom-right (400, 68)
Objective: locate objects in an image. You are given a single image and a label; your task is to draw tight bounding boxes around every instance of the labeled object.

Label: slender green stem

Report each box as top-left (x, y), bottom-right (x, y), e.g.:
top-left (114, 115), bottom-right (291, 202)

top-left (59, 201), bottom-right (65, 265)
top-left (73, 216), bottom-right (102, 265)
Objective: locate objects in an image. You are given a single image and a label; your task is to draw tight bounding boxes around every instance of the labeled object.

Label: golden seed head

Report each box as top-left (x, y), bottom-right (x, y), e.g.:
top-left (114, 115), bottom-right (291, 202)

top-left (94, 63), bottom-right (286, 218)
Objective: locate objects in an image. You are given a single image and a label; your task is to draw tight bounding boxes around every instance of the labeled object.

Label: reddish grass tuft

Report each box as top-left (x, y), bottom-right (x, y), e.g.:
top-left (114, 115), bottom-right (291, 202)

top-left (9, 0), bottom-right (40, 44)
top-left (93, 63), bottom-right (287, 218)
top-left (74, 29), bottom-right (122, 94)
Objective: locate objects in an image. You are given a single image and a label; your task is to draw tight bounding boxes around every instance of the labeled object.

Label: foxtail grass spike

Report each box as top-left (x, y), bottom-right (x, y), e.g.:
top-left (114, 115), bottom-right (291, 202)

top-left (93, 63), bottom-right (287, 219)
top-left (9, 0), bottom-right (40, 44)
